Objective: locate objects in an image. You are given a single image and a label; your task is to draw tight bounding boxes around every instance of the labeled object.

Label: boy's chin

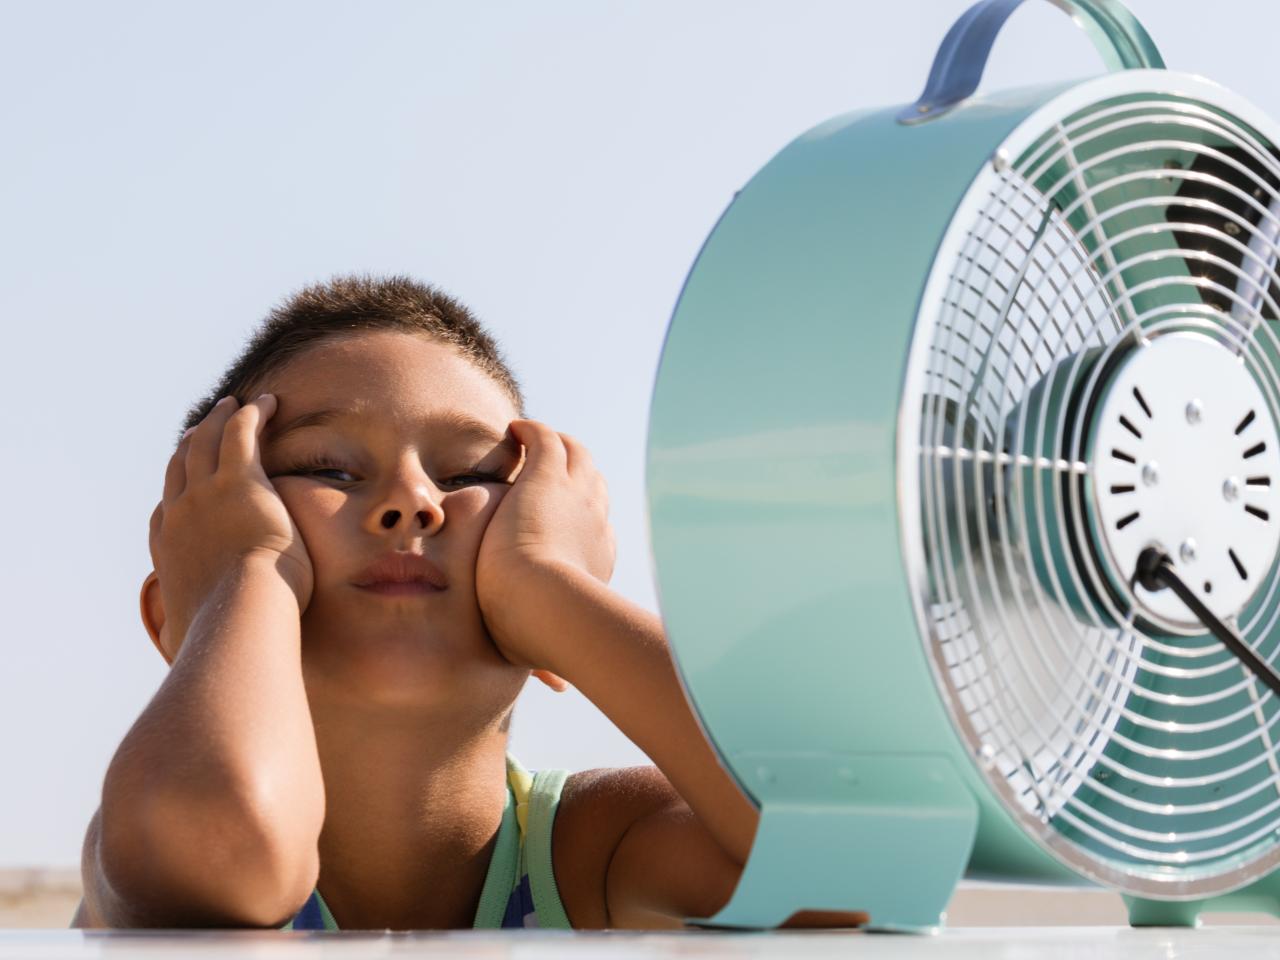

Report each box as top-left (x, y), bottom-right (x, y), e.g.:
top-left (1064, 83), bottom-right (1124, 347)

top-left (300, 624), bottom-right (524, 716)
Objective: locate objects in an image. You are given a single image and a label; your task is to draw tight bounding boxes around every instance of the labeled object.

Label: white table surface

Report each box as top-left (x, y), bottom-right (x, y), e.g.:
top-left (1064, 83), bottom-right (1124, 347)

top-left (3, 928), bottom-right (1279, 959)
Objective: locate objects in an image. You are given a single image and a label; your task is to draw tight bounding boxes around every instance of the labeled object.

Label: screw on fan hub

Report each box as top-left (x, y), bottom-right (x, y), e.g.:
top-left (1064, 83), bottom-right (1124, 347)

top-left (1087, 332), bottom-right (1280, 630)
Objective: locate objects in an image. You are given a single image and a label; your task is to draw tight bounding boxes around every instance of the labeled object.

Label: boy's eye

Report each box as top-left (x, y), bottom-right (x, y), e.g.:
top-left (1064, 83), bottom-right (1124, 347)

top-left (274, 459), bottom-right (508, 487)
top-left (279, 459), bottom-right (358, 483)
top-left (309, 468), bottom-right (358, 482)
top-left (442, 472), bottom-right (508, 488)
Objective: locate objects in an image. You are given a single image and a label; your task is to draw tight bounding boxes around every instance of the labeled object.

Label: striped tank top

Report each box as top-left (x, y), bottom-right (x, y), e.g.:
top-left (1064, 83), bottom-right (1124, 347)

top-left (285, 755), bottom-right (572, 930)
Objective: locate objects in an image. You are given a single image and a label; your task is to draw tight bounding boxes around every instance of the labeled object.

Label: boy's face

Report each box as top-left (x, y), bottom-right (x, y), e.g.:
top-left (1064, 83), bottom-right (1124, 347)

top-left (250, 330), bottom-right (526, 715)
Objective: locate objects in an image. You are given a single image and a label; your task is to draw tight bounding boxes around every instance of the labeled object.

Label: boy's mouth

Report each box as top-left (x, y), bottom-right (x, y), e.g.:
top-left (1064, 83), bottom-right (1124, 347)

top-left (352, 552), bottom-right (448, 595)
top-left (357, 581), bottom-right (444, 597)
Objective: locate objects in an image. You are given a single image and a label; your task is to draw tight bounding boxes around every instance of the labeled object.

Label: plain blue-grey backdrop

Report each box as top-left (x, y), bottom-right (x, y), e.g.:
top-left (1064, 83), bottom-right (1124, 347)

top-left (2, 0), bottom-right (1274, 867)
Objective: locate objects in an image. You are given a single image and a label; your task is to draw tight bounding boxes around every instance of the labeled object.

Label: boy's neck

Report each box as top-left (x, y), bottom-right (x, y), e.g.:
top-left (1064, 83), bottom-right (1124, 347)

top-left (308, 700), bottom-right (512, 930)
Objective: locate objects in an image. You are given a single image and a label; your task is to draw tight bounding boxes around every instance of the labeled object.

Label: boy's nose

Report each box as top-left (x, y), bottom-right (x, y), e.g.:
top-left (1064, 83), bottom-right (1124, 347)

top-left (379, 509), bottom-right (434, 530)
top-left (367, 462), bottom-right (446, 535)
top-left (369, 489), bottom-right (445, 534)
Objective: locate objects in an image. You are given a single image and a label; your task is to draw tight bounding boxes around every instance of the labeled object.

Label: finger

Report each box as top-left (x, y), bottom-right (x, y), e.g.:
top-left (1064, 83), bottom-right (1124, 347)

top-left (162, 429), bottom-right (195, 506)
top-left (533, 669), bottom-right (572, 693)
top-left (186, 396), bottom-right (239, 479)
top-left (598, 524), bottom-right (618, 584)
top-left (219, 394), bottom-right (277, 474)
top-left (558, 432), bottom-right (595, 476)
top-left (508, 420), bottom-right (567, 479)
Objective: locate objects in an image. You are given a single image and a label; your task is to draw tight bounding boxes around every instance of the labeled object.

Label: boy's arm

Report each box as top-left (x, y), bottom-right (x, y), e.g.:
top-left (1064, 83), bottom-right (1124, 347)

top-left (553, 765), bottom-right (745, 929)
top-left (502, 563), bottom-right (757, 925)
top-left (80, 395), bottom-right (324, 927)
top-left (81, 557), bottom-right (322, 928)
top-left (478, 421), bottom-right (758, 925)
top-left (530, 563), bottom-right (757, 861)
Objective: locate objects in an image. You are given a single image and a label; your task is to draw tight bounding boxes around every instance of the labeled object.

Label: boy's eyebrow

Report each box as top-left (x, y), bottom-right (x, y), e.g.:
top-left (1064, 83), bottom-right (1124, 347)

top-left (265, 406), bottom-right (519, 454)
top-left (265, 407), bottom-right (345, 444)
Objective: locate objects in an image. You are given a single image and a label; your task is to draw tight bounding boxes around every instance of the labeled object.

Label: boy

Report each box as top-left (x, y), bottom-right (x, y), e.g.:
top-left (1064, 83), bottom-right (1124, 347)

top-left (73, 275), bottom-right (758, 930)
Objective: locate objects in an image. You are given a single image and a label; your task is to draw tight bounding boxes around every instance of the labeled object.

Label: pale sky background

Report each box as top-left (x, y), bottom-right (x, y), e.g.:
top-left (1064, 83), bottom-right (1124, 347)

top-left (2, 0), bottom-right (1275, 868)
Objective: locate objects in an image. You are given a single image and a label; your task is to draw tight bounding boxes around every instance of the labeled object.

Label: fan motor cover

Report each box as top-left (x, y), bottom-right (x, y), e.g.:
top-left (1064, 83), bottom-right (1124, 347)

top-left (647, 9), bottom-right (1280, 930)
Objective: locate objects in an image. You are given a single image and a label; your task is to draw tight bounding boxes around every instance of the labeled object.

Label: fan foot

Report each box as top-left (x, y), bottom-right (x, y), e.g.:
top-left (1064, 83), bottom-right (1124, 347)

top-left (688, 754), bottom-right (978, 933)
top-left (1124, 869), bottom-right (1280, 926)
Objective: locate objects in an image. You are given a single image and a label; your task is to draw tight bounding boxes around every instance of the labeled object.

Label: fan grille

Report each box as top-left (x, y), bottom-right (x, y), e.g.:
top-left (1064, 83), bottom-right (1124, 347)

top-left (917, 92), bottom-right (1280, 885)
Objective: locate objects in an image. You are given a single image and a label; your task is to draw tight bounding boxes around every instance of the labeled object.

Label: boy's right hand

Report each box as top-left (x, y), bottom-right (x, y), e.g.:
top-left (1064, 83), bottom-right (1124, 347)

top-left (149, 394), bottom-right (313, 651)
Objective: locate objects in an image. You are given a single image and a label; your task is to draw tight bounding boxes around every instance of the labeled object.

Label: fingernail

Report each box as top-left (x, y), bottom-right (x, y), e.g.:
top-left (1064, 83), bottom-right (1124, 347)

top-left (181, 427), bottom-right (195, 440)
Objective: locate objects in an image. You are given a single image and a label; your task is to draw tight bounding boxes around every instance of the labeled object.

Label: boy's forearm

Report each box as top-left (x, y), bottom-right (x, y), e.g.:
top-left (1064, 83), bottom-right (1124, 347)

top-left (101, 557), bottom-right (323, 919)
top-left (513, 564), bottom-right (759, 865)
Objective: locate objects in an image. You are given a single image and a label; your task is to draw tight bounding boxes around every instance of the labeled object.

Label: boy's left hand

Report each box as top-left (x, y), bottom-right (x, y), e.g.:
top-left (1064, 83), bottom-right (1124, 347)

top-left (476, 419), bottom-right (615, 668)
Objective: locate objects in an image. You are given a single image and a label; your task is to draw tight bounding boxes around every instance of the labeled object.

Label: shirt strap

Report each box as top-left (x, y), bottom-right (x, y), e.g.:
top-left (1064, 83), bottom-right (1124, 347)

top-left (471, 778), bottom-right (520, 928)
top-left (525, 767), bottom-right (573, 930)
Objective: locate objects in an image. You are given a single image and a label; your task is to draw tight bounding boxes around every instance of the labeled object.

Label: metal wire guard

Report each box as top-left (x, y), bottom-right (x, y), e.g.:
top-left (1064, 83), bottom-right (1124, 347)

top-left (916, 93), bottom-right (1280, 887)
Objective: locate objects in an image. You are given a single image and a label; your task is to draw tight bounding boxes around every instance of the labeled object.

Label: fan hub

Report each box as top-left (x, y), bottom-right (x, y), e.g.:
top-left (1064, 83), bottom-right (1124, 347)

top-left (1088, 332), bottom-right (1280, 629)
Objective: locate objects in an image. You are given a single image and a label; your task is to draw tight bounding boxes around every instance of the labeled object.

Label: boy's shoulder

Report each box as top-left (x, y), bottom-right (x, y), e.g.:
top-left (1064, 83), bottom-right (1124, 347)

top-left (552, 765), bottom-right (684, 928)
top-left (551, 765), bottom-right (743, 929)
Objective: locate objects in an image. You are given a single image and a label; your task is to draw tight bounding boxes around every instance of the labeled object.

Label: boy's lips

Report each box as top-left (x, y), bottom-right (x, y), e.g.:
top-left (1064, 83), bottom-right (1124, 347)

top-left (352, 552), bottom-right (448, 594)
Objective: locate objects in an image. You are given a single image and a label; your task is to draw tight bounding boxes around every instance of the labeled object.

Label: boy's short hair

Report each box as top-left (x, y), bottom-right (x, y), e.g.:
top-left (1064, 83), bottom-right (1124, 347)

top-left (181, 274), bottom-right (524, 436)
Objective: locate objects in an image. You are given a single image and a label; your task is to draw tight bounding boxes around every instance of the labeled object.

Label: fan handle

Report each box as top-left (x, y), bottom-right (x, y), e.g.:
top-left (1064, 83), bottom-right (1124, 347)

top-left (897, 0), bottom-right (1165, 124)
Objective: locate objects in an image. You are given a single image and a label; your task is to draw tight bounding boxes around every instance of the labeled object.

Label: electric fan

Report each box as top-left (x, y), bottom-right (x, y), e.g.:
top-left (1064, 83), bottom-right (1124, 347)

top-left (647, 0), bottom-right (1280, 931)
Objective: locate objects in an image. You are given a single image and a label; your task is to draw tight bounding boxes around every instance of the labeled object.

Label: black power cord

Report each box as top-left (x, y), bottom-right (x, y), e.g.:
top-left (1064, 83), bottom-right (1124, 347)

top-left (1132, 547), bottom-right (1280, 699)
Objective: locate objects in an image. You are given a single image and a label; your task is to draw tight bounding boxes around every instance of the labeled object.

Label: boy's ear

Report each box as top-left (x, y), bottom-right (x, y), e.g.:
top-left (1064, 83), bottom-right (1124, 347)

top-left (531, 669), bottom-right (570, 693)
top-left (139, 571), bottom-right (175, 665)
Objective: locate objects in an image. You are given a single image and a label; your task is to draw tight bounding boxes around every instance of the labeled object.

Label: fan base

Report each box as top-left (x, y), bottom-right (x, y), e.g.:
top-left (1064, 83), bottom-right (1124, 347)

top-left (690, 754), bottom-right (978, 932)
top-left (1123, 869), bottom-right (1280, 927)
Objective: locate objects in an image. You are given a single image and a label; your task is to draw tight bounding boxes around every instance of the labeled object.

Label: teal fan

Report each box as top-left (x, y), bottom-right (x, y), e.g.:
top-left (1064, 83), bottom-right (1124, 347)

top-left (647, 0), bottom-right (1280, 932)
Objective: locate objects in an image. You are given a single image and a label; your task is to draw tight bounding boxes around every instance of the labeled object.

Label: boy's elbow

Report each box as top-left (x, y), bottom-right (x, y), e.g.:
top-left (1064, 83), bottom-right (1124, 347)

top-left (99, 765), bottom-right (321, 927)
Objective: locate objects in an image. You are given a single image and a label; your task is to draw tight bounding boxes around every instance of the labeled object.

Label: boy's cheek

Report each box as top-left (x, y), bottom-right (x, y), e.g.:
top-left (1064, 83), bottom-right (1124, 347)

top-left (471, 486), bottom-right (512, 533)
top-left (274, 481), bottom-right (344, 525)
top-left (445, 484), bottom-right (507, 520)
top-left (483, 484), bottom-right (510, 511)
top-left (270, 484), bottom-right (344, 572)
